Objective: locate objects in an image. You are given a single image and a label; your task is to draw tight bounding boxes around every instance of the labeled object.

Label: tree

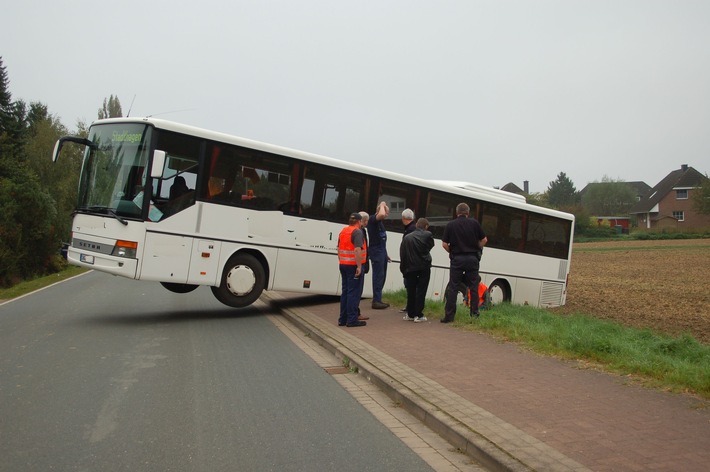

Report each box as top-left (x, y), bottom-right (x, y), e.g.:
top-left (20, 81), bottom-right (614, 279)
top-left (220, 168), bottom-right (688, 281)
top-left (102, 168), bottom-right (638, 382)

top-left (581, 176), bottom-right (636, 215)
top-left (569, 203), bottom-right (592, 236)
top-left (693, 173), bottom-right (710, 215)
top-left (525, 192), bottom-right (550, 208)
top-left (547, 172), bottom-right (578, 208)
top-left (24, 103), bottom-right (80, 243)
top-left (0, 172), bottom-right (58, 283)
top-left (0, 57), bottom-right (12, 123)
top-left (0, 57), bottom-right (63, 286)
top-left (98, 95), bottom-right (123, 119)
top-left (0, 58), bottom-right (28, 164)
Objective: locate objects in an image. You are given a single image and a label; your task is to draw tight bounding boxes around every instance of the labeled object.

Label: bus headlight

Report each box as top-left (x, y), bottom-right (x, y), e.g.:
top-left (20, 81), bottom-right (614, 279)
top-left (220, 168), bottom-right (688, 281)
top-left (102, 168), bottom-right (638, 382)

top-left (112, 240), bottom-right (138, 258)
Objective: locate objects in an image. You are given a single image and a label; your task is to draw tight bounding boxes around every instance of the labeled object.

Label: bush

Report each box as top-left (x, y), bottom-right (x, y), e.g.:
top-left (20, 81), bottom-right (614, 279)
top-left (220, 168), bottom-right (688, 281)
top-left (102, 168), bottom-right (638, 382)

top-left (632, 230), bottom-right (710, 241)
top-left (574, 225), bottom-right (617, 242)
top-left (0, 170), bottom-right (61, 287)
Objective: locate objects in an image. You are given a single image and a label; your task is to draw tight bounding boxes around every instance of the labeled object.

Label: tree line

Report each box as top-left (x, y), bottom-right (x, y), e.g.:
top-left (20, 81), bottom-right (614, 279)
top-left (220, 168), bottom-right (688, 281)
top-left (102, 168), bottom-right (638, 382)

top-left (535, 169), bottom-right (709, 235)
top-left (530, 171), bottom-right (639, 235)
top-left (1, 57), bottom-right (707, 287)
top-left (0, 57), bottom-right (122, 286)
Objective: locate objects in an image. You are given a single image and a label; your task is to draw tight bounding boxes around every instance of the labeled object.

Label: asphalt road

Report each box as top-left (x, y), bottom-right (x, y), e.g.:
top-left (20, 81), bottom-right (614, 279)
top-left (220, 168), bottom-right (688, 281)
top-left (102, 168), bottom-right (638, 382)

top-left (0, 271), bottom-right (432, 472)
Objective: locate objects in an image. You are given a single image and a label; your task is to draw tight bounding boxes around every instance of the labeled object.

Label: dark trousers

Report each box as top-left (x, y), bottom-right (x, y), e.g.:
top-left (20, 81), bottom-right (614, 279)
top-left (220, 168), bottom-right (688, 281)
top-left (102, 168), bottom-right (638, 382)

top-left (369, 245), bottom-right (387, 303)
top-left (402, 276), bottom-right (410, 309)
top-left (404, 268), bottom-right (431, 318)
top-left (356, 271), bottom-right (365, 314)
top-left (339, 265), bottom-right (360, 325)
top-left (444, 255), bottom-right (481, 321)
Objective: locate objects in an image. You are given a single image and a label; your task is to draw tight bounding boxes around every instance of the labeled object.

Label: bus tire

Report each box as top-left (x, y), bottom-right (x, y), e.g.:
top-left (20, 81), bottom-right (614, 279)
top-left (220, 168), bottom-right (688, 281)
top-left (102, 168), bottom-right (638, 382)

top-left (211, 253), bottom-right (265, 308)
top-left (160, 282), bottom-right (199, 294)
top-left (488, 279), bottom-right (511, 305)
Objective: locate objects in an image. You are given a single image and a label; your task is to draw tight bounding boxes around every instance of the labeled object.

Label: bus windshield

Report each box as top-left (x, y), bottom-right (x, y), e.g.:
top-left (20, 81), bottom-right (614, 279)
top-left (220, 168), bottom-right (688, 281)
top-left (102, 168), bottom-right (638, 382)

top-left (77, 123), bottom-right (152, 219)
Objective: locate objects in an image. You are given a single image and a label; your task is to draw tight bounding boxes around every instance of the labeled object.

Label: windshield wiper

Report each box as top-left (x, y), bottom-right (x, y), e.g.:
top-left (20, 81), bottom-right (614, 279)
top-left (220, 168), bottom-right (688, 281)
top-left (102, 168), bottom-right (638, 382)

top-left (80, 206), bottom-right (129, 226)
top-left (107, 208), bottom-right (129, 226)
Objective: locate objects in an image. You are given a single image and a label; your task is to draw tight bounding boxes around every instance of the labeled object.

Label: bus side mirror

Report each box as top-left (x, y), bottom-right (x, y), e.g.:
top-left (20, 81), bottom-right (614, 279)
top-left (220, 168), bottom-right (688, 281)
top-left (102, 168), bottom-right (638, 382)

top-left (52, 139), bottom-right (63, 162)
top-left (51, 136), bottom-right (96, 163)
top-left (151, 150), bottom-right (166, 178)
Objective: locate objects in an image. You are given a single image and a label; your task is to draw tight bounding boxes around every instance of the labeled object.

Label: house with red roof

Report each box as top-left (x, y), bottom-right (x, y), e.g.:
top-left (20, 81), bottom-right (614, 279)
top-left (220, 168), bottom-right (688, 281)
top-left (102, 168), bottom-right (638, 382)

top-left (629, 165), bottom-right (710, 230)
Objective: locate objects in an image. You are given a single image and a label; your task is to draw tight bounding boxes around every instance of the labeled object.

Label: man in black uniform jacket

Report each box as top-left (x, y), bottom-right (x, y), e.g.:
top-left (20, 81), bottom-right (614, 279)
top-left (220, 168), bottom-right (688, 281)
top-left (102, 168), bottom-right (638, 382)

top-left (441, 203), bottom-right (488, 322)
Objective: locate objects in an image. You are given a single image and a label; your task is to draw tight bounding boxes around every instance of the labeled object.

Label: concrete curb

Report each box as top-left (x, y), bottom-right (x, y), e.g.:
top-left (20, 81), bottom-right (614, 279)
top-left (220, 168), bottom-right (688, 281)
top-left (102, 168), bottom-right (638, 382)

top-left (266, 293), bottom-right (590, 472)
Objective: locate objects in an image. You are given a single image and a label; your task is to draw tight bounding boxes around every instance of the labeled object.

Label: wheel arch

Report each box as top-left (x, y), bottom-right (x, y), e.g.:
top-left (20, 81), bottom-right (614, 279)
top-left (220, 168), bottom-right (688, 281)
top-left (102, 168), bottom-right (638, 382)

top-left (487, 277), bottom-right (512, 305)
top-left (220, 247), bottom-right (271, 291)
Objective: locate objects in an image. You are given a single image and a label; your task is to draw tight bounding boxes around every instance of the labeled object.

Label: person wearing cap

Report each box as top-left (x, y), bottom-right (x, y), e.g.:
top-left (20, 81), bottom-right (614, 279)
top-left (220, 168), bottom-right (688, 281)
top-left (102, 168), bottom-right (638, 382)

top-left (337, 212), bottom-right (368, 327)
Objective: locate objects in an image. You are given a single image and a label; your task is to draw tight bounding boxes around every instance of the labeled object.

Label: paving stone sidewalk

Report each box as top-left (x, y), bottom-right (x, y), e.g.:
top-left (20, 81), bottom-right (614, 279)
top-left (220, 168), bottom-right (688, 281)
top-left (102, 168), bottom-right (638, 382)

top-left (267, 293), bottom-right (710, 472)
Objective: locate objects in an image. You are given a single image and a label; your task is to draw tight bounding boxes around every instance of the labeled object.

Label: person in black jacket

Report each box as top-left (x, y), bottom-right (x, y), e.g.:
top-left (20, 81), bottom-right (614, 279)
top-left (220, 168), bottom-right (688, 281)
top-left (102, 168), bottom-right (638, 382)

top-left (399, 208), bottom-right (416, 314)
top-left (399, 218), bottom-right (435, 323)
top-left (441, 203), bottom-right (488, 322)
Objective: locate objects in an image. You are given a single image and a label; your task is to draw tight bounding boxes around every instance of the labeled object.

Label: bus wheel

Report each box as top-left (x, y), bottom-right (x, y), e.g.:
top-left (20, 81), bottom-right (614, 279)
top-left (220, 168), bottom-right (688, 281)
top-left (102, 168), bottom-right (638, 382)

top-left (211, 253), bottom-right (265, 308)
top-left (160, 282), bottom-right (199, 294)
top-left (488, 279), bottom-right (511, 305)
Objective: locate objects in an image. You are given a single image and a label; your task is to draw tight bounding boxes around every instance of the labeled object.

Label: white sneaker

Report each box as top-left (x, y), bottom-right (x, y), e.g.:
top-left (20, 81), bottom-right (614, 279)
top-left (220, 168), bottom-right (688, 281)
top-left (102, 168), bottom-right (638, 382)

top-left (403, 315), bottom-right (415, 321)
top-left (414, 316), bottom-right (427, 323)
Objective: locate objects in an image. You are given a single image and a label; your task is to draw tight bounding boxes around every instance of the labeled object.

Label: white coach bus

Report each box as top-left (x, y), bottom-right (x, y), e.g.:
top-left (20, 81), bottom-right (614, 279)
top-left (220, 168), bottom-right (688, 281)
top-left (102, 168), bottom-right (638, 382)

top-left (52, 117), bottom-right (574, 308)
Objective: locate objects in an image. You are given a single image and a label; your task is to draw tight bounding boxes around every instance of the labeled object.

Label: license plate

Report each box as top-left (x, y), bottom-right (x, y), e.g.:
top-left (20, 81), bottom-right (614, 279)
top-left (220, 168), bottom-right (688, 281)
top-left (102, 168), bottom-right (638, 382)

top-left (80, 254), bottom-right (95, 265)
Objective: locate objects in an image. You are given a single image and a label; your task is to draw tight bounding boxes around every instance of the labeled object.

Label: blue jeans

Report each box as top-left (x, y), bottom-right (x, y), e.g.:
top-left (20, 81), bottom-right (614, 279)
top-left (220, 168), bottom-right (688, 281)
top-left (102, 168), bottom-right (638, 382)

top-left (369, 245), bottom-right (388, 303)
top-left (339, 265), bottom-right (361, 325)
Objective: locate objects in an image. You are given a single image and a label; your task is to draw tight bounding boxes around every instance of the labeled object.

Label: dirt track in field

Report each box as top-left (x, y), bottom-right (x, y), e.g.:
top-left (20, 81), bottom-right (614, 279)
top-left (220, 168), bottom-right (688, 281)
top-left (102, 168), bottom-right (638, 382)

top-left (550, 239), bottom-right (710, 344)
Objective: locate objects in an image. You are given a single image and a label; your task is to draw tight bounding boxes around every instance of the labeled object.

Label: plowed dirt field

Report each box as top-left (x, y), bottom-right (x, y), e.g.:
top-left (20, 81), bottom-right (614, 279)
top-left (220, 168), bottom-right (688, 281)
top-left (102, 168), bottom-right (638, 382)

top-left (551, 239), bottom-right (710, 344)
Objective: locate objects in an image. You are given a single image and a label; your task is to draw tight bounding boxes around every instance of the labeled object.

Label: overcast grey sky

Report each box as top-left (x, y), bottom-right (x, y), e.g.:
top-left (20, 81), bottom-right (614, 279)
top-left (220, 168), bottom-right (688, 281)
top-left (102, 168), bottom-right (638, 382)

top-left (3, 0), bottom-right (709, 193)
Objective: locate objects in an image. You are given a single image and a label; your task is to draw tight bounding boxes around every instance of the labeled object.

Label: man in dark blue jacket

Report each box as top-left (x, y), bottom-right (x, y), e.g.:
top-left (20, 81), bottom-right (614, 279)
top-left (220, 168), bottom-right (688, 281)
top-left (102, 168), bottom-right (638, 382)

top-left (441, 203), bottom-right (488, 322)
top-left (367, 201), bottom-right (390, 309)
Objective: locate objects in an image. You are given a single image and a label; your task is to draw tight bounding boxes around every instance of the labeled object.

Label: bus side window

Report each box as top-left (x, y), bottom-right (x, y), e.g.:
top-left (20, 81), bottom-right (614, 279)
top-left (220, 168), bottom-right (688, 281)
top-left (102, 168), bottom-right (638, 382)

top-left (298, 164), bottom-right (367, 222)
top-left (170, 176), bottom-right (190, 200)
top-left (152, 146), bottom-right (199, 217)
top-left (424, 190), bottom-right (455, 240)
top-left (162, 175), bottom-right (195, 217)
top-left (205, 146), bottom-right (240, 201)
top-left (481, 203), bottom-right (524, 252)
top-left (299, 166), bottom-right (333, 220)
top-left (379, 180), bottom-right (417, 233)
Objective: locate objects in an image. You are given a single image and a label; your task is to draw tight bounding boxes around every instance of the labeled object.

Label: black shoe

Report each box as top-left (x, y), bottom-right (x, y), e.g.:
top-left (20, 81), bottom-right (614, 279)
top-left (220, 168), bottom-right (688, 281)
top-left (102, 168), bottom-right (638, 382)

top-left (372, 301), bottom-right (389, 309)
top-left (440, 319), bottom-right (452, 324)
top-left (346, 321), bottom-right (367, 327)
top-left (338, 322), bottom-right (346, 326)
top-left (472, 312), bottom-right (480, 318)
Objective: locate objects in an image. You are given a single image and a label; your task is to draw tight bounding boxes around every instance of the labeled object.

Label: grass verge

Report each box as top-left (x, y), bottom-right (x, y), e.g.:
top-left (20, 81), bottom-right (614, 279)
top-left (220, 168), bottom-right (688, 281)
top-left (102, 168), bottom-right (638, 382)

top-left (383, 290), bottom-right (710, 400)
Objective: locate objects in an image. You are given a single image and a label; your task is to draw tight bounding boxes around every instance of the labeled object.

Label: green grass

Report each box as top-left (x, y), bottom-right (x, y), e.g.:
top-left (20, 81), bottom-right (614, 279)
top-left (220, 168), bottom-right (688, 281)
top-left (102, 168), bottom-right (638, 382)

top-left (383, 290), bottom-right (710, 400)
top-left (0, 266), bottom-right (88, 301)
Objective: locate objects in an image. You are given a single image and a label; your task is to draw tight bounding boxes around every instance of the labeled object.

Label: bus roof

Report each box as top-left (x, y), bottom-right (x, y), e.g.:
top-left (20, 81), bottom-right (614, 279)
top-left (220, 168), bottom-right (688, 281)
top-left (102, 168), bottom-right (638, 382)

top-left (429, 181), bottom-right (528, 204)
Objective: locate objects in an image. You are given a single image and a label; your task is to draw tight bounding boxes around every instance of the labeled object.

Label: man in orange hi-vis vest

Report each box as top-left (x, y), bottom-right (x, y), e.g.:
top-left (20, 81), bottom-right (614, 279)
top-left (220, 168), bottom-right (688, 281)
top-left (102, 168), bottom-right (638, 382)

top-left (338, 213), bottom-right (368, 327)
